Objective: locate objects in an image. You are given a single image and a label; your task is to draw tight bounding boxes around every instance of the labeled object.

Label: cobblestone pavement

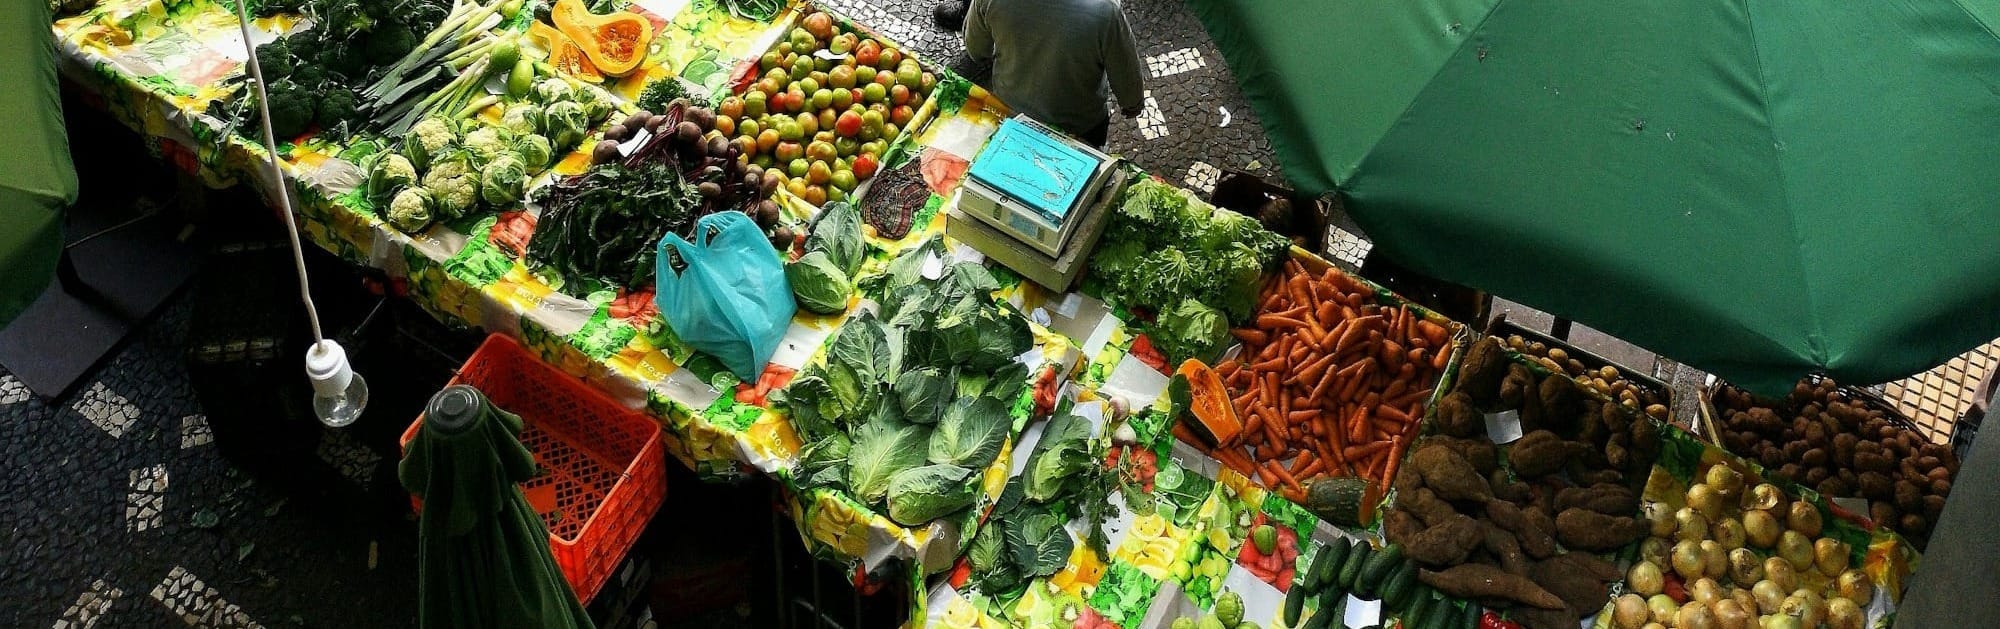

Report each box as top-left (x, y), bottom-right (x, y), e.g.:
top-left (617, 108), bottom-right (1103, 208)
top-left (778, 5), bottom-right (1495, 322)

top-left (2, 296), bottom-right (421, 629)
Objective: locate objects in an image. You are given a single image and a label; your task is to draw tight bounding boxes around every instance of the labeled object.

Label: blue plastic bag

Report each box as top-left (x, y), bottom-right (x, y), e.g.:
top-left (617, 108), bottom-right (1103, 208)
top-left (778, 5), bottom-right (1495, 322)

top-left (655, 212), bottom-right (796, 380)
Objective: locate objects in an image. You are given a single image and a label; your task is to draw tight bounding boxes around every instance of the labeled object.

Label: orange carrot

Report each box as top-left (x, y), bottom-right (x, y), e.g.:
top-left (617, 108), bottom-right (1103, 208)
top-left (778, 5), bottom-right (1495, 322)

top-left (1432, 344), bottom-right (1452, 370)
top-left (1295, 458), bottom-right (1325, 480)
top-left (1381, 436), bottom-right (1409, 486)
top-left (1287, 409), bottom-right (1320, 423)
top-left (1335, 320), bottom-right (1370, 354)
top-left (1230, 329), bottom-right (1268, 345)
top-left (1344, 441), bottom-right (1391, 461)
top-left (1379, 405), bottom-right (1415, 424)
top-left (1373, 418), bottom-right (1404, 435)
top-left (1264, 460), bottom-right (1304, 493)
top-left (1416, 320), bottom-right (1448, 349)
top-left (1258, 314), bottom-right (1311, 330)
top-left (1293, 353), bottom-right (1337, 384)
top-left (1250, 357), bottom-right (1287, 372)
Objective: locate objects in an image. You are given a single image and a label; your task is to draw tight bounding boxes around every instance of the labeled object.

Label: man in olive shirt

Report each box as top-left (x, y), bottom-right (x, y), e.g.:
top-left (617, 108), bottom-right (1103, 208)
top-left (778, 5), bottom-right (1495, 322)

top-left (961, 0), bottom-right (1147, 147)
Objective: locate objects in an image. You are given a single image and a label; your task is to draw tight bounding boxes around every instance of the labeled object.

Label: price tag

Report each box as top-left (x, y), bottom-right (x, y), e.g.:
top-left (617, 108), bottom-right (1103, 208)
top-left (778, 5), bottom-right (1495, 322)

top-left (1484, 410), bottom-right (1524, 444)
top-left (919, 252), bottom-right (945, 280)
top-left (813, 49), bottom-right (853, 62)
top-left (1832, 496), bottom-right (1871, 519)
top-left (1342, 595), bottom-right (1382, 628)
top-left (617, 129), bottom-right (653, 157)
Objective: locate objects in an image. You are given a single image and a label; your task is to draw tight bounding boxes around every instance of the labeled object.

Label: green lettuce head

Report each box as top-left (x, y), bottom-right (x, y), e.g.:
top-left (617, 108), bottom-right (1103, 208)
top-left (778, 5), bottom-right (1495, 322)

top-left (785, 250), bottom-right (853, 315)
top-left (542, 101), bottom-right (590, 151)
top-left (479, 155), bottom-right (529, 207)
top-left (516, 133), bottom-right (554, 170)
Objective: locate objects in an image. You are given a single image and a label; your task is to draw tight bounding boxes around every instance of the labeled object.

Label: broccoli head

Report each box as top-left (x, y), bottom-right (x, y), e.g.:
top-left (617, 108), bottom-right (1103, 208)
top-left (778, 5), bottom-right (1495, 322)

top-left (364, 23), bottom-right (418, 66)
top-left (256, 78), bottom-right (316, 139)
top-left (252, 38), bottom-right (293, 80)
top-left (315, 86), bottom-right (359, 132)
top-left (636, 78), bottom-right (687, 114)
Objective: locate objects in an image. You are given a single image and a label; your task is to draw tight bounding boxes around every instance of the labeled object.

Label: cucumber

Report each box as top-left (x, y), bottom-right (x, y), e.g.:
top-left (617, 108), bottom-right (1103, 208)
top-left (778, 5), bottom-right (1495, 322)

top-left (1357, 544), bottom-right (1406, 595)
top-left (1284, 581), bottom-right (1309, 627)
top-left (1337, 542), bottom-right (1372, 591)
top-left (1459, 601), bottom-right (1481, 629)
top-left (1299, 603), bottom-right (1335, 629)
top-left (1419, 601), bottom-right (1456, 629)
top-left (1311, 541), bottom-right (1350, 591)
top-left (1402, 591), bottom-right (1435, 629)
top-left (1381, 561), bottom-right (1419, 610)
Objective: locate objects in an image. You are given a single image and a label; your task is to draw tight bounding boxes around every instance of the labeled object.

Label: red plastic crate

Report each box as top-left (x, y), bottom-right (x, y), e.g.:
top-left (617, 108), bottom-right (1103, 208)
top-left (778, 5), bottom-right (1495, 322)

top-left (400, 335), bottom-right (666, 603)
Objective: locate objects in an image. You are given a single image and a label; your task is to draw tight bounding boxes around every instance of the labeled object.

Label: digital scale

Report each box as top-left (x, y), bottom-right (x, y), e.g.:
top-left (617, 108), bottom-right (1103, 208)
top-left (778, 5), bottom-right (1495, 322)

top-left (950, 116), bottom-right (1125, 290)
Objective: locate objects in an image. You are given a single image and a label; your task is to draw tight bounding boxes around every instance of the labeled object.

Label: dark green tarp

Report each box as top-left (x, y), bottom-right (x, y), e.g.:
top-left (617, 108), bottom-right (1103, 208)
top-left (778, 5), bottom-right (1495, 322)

top-left (1190, 0), bottom-right (2000, 394)
top-left (0, 0), bottom-right (76, 327)
top-left (400, 386), bottom-right (593, 629)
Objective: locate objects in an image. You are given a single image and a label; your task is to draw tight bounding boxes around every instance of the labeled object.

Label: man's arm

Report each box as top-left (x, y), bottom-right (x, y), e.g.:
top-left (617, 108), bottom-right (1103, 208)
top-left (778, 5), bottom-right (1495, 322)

top-left (963, 0), bottom-right (994, 61)
top-left (1103, 7), bottom-right (1145, 116)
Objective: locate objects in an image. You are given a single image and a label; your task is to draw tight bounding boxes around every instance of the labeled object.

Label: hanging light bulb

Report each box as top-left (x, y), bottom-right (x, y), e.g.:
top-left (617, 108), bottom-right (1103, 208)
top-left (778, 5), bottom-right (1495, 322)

top-left (305, 340), bottom-right (369, 427)
top-left (229, 2), bottom-right (366, 428)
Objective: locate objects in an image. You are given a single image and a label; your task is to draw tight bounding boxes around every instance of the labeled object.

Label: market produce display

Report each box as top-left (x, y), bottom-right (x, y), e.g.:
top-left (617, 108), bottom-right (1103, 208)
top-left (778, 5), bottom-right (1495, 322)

top-left (361, 78), bottom-right (601, 232)
top-left (1611, 456), bottom-right (1882, 629)
top-left (1494, 332), bottom-right (1670, 421)
top-left (780, 243), bottom-right (1043, 528)
top-left (1194, 257), bottom-right (1457, 505)
top-left (719, 10), bottom-right (939, 207)
top-left (1089, 178), bottom-right (1292, 363)
top-left (1708, 378), bottom-right (1957, 548)
top-left (1377, 337), bottom-right (1664, 628)
top-left (784, 201), bottom-right (865, 314)
top-left (234, 0), bottom-right (458, 139)
top-left (528, 100), bottom-right (780, 295)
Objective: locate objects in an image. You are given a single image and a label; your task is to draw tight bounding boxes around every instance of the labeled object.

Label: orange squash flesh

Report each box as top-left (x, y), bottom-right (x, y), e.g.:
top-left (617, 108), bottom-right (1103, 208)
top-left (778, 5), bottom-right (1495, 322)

top-left (551, 0), bottom-right (652, 77)
top-left (1178, 359), bottom-right (1242, 445)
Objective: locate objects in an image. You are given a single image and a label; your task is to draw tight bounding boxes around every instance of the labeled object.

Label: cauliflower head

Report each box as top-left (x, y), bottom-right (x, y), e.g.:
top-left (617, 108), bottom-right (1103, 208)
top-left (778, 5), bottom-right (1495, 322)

top-left (364, 152), bottom-right (416, 201)
top-left (386, 187), bottom-right (434, 232)
top-left (402, 117), bottom-right (458, 170)
top-left (542, 101), bottom-right (590, 151)
top-left (498, 103), bottom-right (542, 136)
top-left (531, 78), bottom-right (574, 106)
top-left (462, 126), bottom-right (514, 166)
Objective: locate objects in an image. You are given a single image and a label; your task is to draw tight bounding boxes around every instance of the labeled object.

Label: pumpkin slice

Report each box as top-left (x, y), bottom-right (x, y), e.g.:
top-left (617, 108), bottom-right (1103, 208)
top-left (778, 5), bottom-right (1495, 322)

top-left (551, 0), bottom-right (652, 78)
top-left (1172, 359), bottom-right (1241, 447)
top-left (529, 21), bottom-right (604, 83)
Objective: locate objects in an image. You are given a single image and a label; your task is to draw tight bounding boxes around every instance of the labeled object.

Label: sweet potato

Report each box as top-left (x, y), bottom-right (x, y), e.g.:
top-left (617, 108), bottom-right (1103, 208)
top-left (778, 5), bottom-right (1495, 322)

top-left (1508, 430), bottom-right (1590, 478)
top-left (1413, 443), bottom-right (1493, 503)
top-left (1426, 434), bottom-right (1499, 475)
top-left (1486, 499), bottom-right (1557, 559)
top-left (1554, 508), bottom-right (1646, 552)
top-left (1406, 514), bottom-right (1485, 567)
top-left (1456, 337), bottom-right (1508, 406)
top-left (1499, 363), bottom-right (1536, 410)
top-left (1539, 551), bottom-right (1621, 582)
top-left (1434, 390), bottom-right (1484, 438)
top-left (1384, 508), bottom-right (1426, 547)
top-left (1489, 469), bottom-right (1532, 504)
top-left (1419, 563), bottom-right (1566, 610)
top-left (1534, 375), bottom-right (1585, 437)
top-left (1400, 487), bottom-right (1461, 528)
top-left (1482, 520), bottom-right (1531, 576)
top-left (1555, 484), bottom-right (1639, 517)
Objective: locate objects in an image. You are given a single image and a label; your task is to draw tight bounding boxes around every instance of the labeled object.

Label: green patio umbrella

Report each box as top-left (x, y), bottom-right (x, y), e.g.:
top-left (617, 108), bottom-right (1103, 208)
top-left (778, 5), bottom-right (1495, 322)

top-left (400, 385), bottom-right (594, 629)
top-left (0, 0), bottom-right (78, 327)
top-left (1190, 0), bottom-right (2000, 394)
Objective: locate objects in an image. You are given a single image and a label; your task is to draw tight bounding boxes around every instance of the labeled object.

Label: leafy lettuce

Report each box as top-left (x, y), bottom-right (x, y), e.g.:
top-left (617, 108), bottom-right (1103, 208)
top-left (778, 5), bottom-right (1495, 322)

top-left (846, 417), bottom-right (930, 504)
top-left (885, 464), bottom-right (978, 526)
top-left (929, 395), bottom-right (1011, 469)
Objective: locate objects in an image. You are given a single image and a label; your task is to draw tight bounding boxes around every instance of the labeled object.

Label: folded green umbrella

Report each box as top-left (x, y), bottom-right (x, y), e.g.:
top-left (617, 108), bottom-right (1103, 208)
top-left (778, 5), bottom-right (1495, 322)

top-left (1191, 0), bottom-right (2000, 394)
top-left (400, 385), bottom-right (594, 629)
top-left (0, 0), bottom-right (77, 328)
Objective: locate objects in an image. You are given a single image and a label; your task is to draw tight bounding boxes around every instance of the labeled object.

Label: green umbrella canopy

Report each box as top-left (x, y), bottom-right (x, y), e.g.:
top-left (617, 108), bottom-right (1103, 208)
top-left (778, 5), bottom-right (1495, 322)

top-left (1190, 0), bottom-right (2000, 394)
top-left (400, 385), bottom-right (593, 629)
top-left (0, 0), bottom-right (77, 327)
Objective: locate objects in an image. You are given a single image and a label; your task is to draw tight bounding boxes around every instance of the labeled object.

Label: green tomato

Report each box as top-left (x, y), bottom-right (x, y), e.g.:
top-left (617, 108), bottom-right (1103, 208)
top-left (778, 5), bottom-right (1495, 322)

top-left (1172, 619), bottom-right (1196, 629)
top-left (1214, 591), bottom-right (1245, 627)
top-left (1197, 616), bottom-right (1227, 629)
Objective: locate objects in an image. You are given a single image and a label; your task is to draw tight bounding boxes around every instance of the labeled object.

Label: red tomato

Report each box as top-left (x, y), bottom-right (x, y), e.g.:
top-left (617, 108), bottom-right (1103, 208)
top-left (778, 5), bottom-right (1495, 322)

top-left (852, 153), bottom-right (879, 179)
top-left (1478, 610), bottom-right (1522, 629)
top-left (1127, 335), bottom-right (1171, 373)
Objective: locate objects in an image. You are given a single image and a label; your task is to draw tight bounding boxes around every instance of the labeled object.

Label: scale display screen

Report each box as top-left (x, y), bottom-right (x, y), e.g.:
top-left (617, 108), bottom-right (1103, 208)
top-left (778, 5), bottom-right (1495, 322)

top-left (966, 119), bottom-right (1103, 222)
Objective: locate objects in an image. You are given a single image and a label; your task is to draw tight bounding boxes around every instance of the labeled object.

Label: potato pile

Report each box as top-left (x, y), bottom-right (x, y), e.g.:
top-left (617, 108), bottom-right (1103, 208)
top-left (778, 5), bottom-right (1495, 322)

top-left (1380, 338), bottom-right (1665, 629)
top-left (1713, 378), bottom-right (1956, 547)
top-left (1500, 334), bottom-right (1670, 421)
top-left (1610, 461), bottom-right (1876, 629)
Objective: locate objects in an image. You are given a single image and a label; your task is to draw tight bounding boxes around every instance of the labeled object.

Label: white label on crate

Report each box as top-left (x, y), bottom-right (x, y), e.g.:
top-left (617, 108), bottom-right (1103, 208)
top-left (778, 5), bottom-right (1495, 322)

top-left (1484, 410), bottom-right (1524, 444)
top-left (1342, 595), bottom-right (1383, 628)
top-left (1053, 292), bottom-right (1084, 318)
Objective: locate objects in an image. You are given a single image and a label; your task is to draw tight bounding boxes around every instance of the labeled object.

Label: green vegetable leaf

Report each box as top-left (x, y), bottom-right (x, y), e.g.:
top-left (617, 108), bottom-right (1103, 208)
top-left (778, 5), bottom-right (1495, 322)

top-left (805, 201), bottom-right (867, 276)
top-left (928, 396), bottom-right (1012, 469)
top-left (786, 251), bottom-right (854, 315)
top-left (1006, 512), bottom-right (1073, 577)
top-left (1151, 298), bottom-right (1230, 363)
top-left (846, 417), bottom-right (930, 505)
top-left (892, 367), bottom-right (953, 424)
top-left (968, 517), bottom-right (1005, 574)
top-left (884, 464), bottom-right (978, 526)
top-left (1022, 412), bottom-right (1097, 503)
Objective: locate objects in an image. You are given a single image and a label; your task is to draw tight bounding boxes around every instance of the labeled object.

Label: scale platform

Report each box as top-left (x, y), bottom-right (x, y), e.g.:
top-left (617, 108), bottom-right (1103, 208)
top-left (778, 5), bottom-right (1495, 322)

top-left (958, 117), bottom-right (1119, 257)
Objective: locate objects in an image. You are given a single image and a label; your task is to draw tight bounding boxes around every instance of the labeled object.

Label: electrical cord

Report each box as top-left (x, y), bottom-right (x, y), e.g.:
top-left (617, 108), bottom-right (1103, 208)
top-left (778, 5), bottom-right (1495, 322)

top-left (229, 0), bottom-right (324, 344)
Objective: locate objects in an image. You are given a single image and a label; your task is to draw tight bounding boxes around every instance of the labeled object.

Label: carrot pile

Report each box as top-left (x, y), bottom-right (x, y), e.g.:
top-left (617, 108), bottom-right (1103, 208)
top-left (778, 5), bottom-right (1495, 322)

top-left (1190, 259), bottom-right (1454, 502)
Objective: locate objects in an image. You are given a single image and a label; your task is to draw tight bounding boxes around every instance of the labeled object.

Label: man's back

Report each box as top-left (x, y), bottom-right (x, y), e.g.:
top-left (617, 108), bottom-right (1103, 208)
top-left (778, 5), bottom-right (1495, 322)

top-left (964, 0), bottom-right (1144, 141)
